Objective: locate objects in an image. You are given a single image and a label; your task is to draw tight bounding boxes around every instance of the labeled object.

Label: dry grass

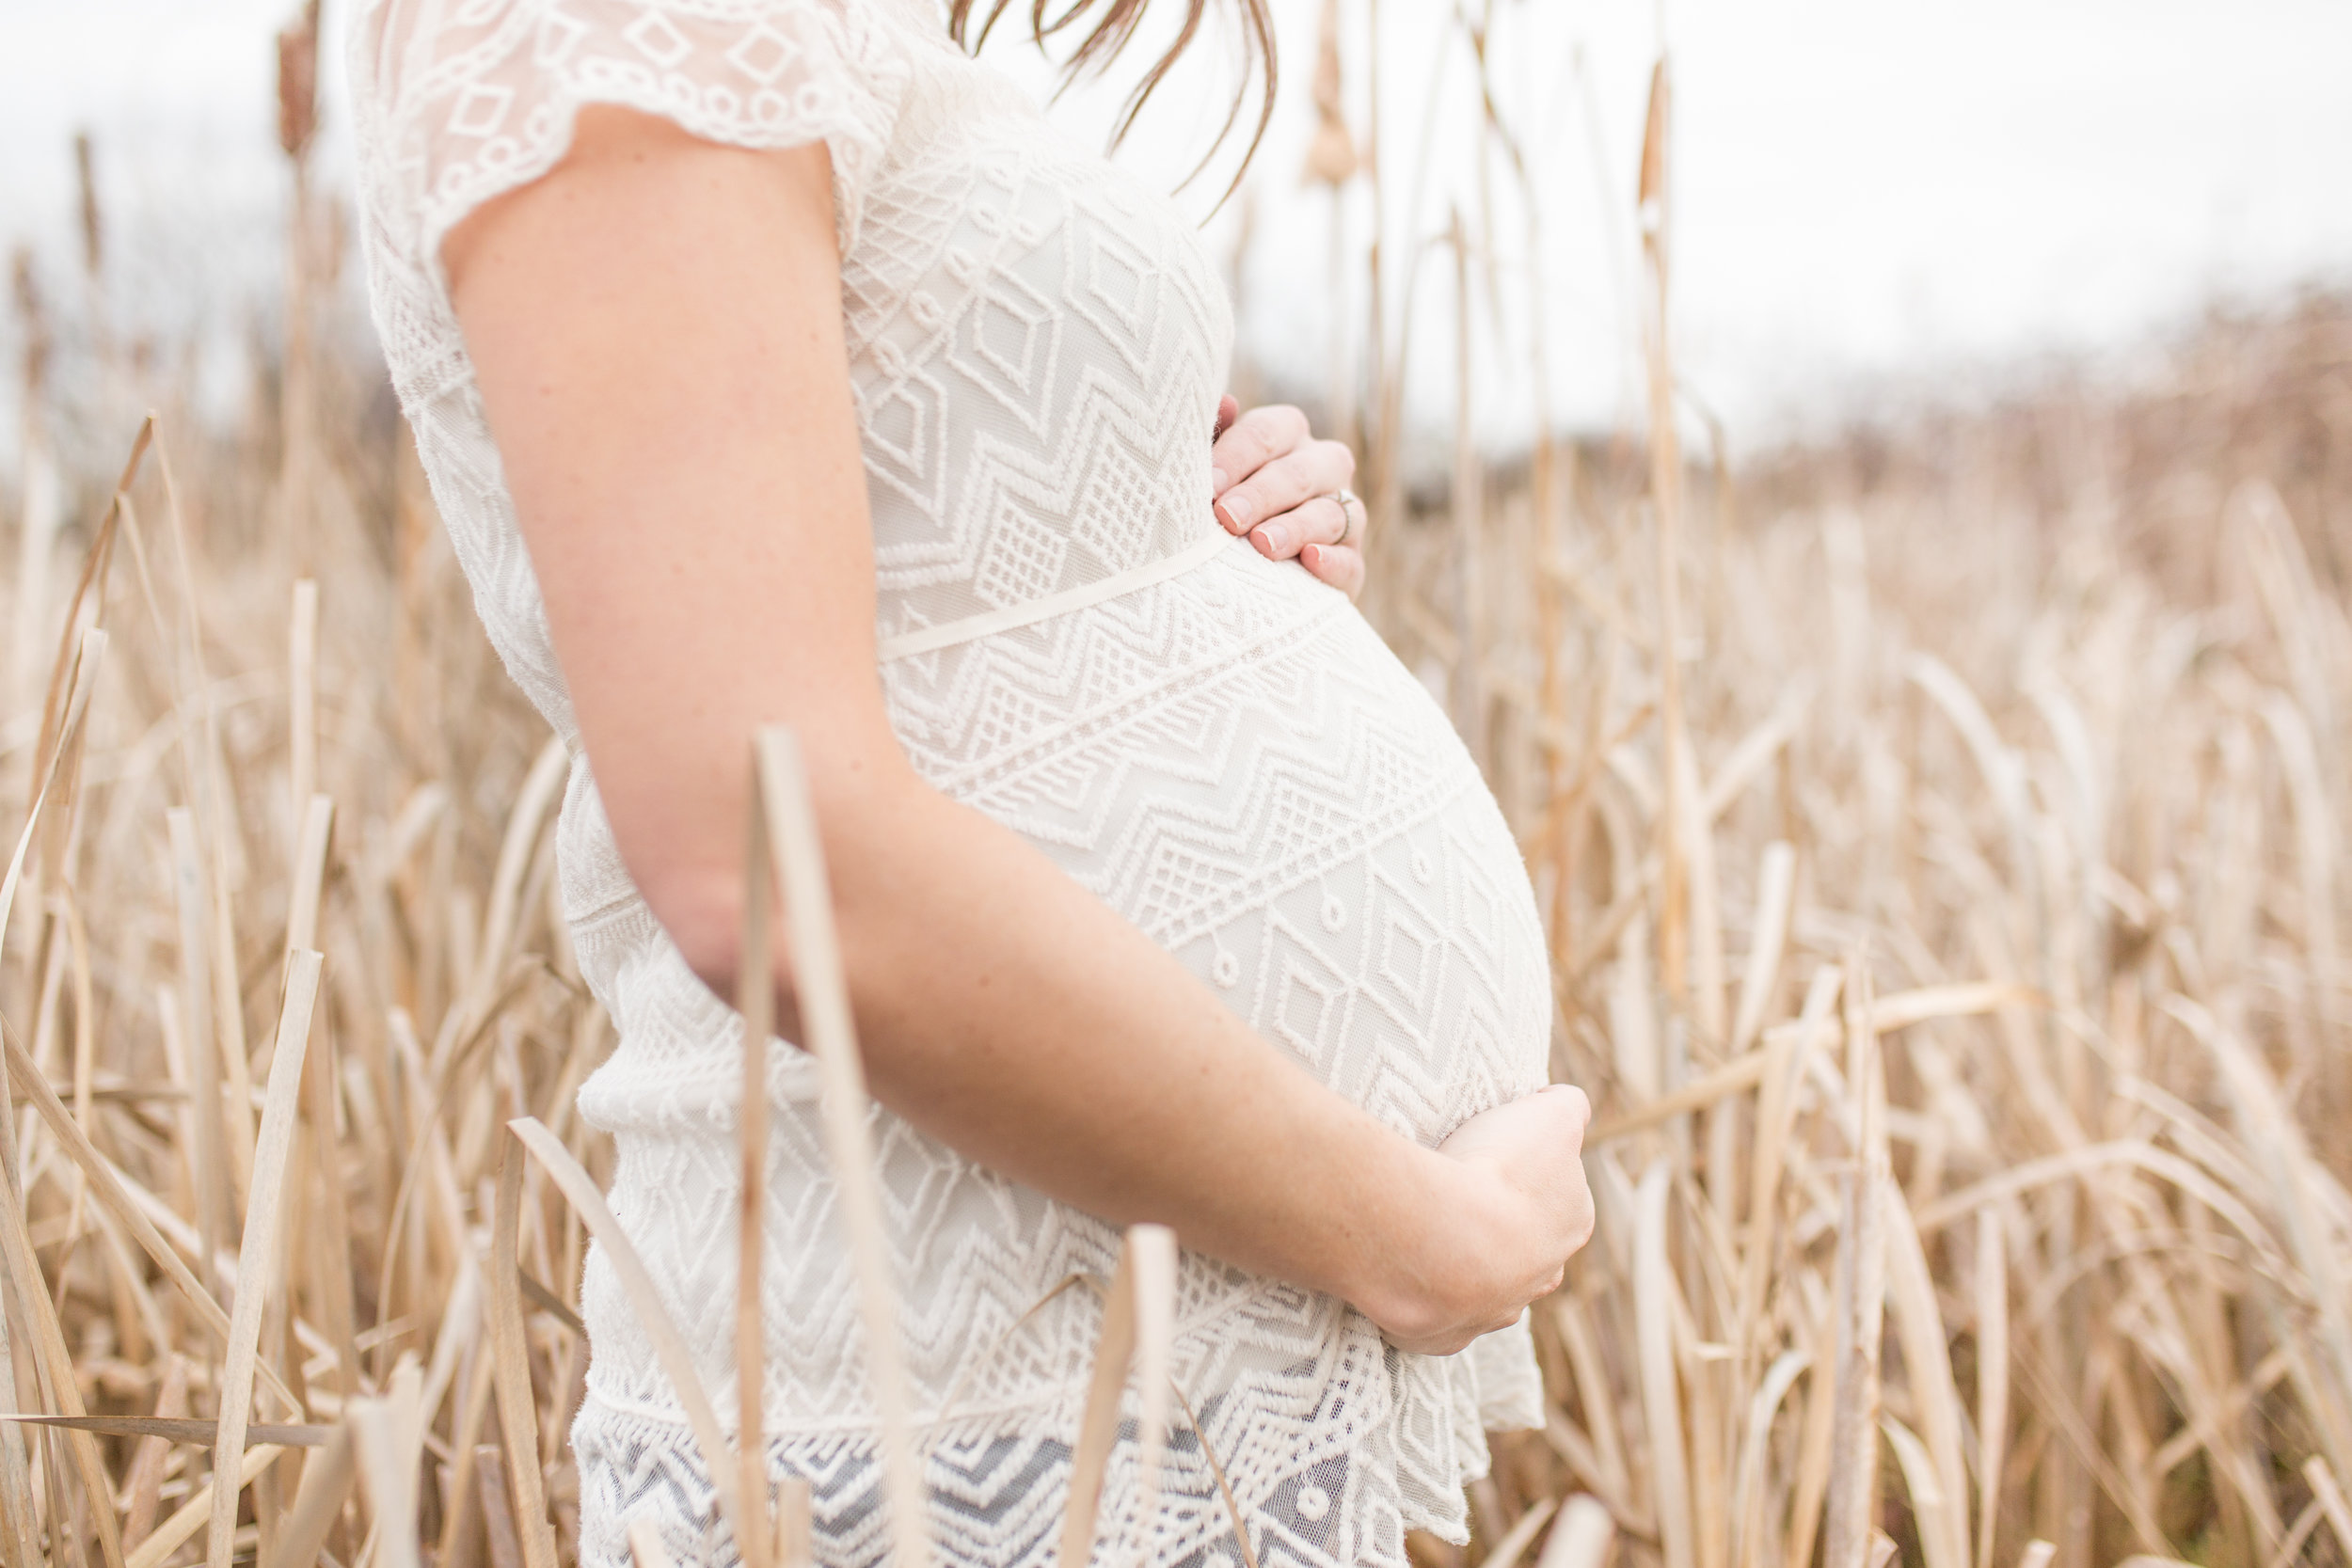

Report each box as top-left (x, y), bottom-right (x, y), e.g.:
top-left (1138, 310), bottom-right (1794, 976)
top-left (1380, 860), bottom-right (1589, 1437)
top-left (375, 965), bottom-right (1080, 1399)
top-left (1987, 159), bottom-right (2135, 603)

top-left (1363, 275), bottom-right (2352, 1568)
top-left (6, 18), bottom-right (2352, 1568)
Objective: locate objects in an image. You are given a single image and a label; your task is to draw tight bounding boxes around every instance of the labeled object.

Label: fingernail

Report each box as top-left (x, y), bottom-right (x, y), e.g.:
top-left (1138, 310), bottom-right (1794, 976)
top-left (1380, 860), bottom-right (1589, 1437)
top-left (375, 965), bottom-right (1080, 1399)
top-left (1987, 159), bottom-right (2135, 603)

top-left (1301, 543), bottom-right (1323, 573)
top-left (1221, 494), bottom-right (1253, 528)
top-left (1213, 499), bottom-right (1238, 533)
top-left (1210, 466), bottom-right (1229, 492)
top-left (1250, 526), bottom-right (1277, 559)
top-left (1263, 523), bottom-right (1290, 556)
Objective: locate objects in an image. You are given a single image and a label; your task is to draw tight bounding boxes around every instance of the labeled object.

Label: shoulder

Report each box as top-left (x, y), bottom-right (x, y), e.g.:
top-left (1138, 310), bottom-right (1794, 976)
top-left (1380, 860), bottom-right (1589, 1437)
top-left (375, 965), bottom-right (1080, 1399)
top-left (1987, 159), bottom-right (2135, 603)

top-left (349, 0), bottom-right (923, 295)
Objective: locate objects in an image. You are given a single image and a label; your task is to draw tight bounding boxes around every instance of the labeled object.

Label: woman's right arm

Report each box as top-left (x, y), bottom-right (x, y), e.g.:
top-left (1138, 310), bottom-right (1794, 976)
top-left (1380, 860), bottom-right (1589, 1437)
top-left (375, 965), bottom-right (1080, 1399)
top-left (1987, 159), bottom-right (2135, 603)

top-left (442, 105), bottom-right (1593, 1354)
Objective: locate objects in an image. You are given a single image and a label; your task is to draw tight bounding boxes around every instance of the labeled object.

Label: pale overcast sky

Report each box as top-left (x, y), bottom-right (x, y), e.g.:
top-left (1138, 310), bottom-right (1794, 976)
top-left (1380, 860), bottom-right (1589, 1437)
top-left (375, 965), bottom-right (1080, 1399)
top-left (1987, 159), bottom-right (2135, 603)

top-left (2, 0), bottom-right (2348, 451)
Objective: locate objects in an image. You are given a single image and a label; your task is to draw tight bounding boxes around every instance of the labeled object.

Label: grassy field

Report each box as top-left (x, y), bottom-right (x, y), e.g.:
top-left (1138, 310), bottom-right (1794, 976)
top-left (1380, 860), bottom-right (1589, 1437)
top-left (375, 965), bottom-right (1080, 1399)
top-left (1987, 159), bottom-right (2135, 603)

top-left (3, 20), bottom-right (2351, 1568)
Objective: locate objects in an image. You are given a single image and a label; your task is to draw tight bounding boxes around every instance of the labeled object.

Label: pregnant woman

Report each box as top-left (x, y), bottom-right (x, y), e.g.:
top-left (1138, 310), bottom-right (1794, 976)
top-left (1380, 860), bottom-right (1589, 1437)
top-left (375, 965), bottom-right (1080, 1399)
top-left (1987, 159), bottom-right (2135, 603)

top-left (349, 3), bottom-right (1594, 1566)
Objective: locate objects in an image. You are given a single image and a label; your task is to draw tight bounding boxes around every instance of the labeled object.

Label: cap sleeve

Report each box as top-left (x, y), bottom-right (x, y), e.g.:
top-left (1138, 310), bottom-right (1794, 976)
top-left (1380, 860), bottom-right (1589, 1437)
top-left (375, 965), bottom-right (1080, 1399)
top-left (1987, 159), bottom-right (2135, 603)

top-left (352, 0), bottom-right (910, 281)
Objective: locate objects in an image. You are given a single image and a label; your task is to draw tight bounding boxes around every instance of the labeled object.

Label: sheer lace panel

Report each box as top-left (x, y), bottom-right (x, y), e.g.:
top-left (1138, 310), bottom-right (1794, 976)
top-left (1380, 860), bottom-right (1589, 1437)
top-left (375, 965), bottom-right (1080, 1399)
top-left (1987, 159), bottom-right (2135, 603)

top-left (357, 0), bottom-right (913, 278)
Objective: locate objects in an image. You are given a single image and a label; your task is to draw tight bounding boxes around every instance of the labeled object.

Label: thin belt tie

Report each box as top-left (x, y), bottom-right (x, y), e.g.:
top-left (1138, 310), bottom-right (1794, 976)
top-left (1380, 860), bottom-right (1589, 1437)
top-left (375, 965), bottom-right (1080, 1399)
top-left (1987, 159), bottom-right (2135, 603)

top-left (874, 530), bottom-right (1233, 663)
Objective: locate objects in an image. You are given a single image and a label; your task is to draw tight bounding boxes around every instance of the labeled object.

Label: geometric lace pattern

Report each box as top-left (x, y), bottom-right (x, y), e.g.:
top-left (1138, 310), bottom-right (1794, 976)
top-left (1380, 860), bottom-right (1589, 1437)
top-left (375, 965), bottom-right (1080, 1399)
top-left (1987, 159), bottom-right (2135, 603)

top-left (347, 6), bottom-right (1554, 1567)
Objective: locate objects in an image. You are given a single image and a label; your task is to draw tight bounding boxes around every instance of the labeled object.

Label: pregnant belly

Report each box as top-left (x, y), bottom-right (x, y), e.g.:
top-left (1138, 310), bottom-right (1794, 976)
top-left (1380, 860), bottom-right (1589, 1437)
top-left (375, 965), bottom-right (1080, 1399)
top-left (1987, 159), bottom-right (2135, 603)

top-left (881, 542), bottom-right (1553, 1142)
top-left (564, 542), bottom-right (1551, 1429)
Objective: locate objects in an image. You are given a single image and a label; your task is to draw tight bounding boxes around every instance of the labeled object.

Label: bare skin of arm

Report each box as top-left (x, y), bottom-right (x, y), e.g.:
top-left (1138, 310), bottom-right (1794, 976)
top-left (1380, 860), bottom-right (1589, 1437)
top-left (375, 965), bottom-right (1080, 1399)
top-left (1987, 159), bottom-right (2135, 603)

top-left (444, 106), bottom-right (1592, 1354)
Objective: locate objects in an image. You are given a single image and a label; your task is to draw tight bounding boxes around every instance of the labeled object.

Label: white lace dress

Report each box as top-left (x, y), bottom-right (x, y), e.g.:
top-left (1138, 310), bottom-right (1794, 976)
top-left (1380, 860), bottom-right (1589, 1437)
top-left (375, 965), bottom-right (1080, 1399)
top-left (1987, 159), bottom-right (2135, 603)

top-left (348, 5), bottom-right (1554, 1566)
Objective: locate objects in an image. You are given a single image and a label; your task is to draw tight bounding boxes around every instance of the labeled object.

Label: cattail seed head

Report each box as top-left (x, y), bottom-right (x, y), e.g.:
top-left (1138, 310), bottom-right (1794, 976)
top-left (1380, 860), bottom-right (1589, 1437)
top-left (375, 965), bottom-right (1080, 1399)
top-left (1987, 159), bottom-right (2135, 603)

top-left (1302, 0), bottom-right (1357, 185)
top-left (72, 131), bottom-right (103, 280)
top-left (11, 246), bottom-right (50, 396)
top-left (278, 1), bottom-right (322, 163)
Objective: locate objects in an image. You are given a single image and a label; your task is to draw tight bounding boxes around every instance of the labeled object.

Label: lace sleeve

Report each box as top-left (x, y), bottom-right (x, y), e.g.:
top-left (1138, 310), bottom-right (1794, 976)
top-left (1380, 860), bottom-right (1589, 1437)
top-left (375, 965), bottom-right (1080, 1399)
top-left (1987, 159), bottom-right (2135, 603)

top-left (351, 0), bottom-right (911, 284)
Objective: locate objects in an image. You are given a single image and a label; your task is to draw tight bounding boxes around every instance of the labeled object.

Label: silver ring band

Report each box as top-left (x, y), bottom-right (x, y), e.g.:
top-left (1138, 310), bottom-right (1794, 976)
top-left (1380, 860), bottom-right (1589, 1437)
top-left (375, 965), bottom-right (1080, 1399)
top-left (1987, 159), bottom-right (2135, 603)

top-left (1330, 487), bottom-right (1361, 546)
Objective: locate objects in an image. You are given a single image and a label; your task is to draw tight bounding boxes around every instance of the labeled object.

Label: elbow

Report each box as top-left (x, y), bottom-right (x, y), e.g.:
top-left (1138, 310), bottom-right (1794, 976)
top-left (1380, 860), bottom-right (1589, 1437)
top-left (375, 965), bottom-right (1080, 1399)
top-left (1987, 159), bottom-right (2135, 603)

top-left (643, 870), bottom-right (755, 1004)
top-left (628, 759), bottom-right (921, 1018)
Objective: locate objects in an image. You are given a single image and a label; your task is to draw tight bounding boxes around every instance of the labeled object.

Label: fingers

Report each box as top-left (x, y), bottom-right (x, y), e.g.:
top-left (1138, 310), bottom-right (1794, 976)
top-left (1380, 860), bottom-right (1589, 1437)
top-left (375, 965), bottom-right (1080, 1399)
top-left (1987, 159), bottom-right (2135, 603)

top-left (1209, 403), bottom-right (1309, 501)
top-left (1206, 402), bottom-right (1371, 599)
top-left (1248, 490), bottom-right (1352, 562)
top-left (1371, 1081), bottom-right (1597, 1355)
top-left (1543, 1082), bottom-right (1593, 1139)
top-left (1299, 542), bottom-right (1365, 599)
top-left (1211, 393), bottom-right (1239, 445)
top-left (1216, 439), bottom-right (1357, 545)
top-left (1565, 1186), bottom-right (1597, 1255)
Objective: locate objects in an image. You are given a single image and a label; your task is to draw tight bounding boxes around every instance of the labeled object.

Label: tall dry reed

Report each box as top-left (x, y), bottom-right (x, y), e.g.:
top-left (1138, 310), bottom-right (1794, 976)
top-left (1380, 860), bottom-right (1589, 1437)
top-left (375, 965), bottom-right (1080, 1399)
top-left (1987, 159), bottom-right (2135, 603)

top-left (3, 10), bottom-right (2351, 1568)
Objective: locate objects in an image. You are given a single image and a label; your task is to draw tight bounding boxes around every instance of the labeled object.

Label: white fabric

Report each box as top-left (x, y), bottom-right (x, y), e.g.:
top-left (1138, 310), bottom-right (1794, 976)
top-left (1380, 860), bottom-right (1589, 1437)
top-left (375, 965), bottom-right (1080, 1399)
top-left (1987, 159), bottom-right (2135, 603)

top-left (347, 5), bottom-right (1554, 1567)
top-left (874, 528), bottom-right (1232, 660)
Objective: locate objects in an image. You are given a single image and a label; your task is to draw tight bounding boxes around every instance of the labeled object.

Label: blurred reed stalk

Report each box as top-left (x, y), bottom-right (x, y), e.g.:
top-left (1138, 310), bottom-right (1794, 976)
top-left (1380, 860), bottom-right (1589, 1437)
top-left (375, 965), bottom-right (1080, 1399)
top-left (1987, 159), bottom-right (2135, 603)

top-left (8, 253), bottom-right (61, 773)
top-left (276, 1), bottom-right (322, 578)
top-left (1301, 0), bottom-right (1359, 449)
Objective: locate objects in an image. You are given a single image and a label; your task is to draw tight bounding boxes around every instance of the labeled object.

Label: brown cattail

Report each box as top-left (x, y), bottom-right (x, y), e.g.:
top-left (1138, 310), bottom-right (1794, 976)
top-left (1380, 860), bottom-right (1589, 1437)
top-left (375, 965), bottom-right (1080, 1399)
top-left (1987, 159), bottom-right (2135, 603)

top-left (1301, 0), bottom-right (1357, 186)
top-left (72, 132), bottom-right (103, 280)
top-left (10, 247), bottom-right (49, 398)
top-left (1637, 56), bottom-right (1671, 252)
top-left (278, 0), bottom-right (322, 164)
